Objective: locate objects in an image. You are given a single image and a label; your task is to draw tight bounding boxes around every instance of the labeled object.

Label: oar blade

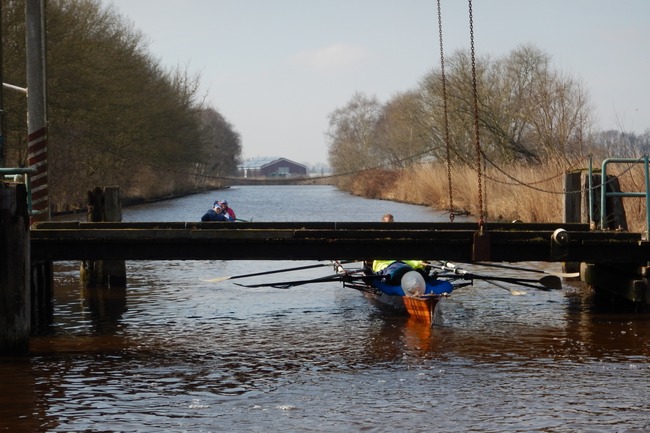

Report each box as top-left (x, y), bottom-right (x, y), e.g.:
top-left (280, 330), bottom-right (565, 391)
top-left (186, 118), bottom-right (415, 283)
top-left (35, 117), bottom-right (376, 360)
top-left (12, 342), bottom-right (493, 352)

top-left (539, 275), bottom-right (563, 290)
top-left (202, 276), bottom-right (232, 283)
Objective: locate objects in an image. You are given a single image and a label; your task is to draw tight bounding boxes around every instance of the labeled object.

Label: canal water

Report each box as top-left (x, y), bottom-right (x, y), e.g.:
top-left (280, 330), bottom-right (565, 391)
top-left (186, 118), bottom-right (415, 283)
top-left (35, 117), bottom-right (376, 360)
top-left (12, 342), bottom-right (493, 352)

top-left (2, 185), bottom-right (650, 432)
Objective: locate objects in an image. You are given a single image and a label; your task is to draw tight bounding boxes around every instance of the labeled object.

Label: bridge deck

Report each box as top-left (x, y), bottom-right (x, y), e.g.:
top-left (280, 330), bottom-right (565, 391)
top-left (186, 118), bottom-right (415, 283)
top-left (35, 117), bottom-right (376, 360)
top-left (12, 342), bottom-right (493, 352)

top-left (30, 221), bottom-right (650, 264)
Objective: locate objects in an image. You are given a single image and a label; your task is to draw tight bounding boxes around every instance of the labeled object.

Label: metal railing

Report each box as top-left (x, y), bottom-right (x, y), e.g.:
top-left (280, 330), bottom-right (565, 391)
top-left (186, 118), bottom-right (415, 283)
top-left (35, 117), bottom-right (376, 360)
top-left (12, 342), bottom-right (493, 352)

top-left (596, 156), bottom-right (650, 240)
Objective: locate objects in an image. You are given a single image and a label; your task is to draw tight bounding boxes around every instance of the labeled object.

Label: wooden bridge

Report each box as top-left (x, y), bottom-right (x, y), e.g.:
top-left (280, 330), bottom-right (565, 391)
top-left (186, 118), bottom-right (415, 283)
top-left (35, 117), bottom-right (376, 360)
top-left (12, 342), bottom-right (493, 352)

top-left (28, 220), bottom-right (650, 317)
top-left (29, 221), bottom-right (650, 264)
top-left (3, 181), bottom-right (650, 356)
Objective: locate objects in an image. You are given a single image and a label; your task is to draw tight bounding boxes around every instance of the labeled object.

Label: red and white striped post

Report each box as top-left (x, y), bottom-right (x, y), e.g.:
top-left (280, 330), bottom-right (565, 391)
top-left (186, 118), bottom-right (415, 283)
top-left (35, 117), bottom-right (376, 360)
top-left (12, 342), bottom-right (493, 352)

top-left (27, 127), bottom-right (48, 219)
top-left (26, 0), bottom-right (49, 222)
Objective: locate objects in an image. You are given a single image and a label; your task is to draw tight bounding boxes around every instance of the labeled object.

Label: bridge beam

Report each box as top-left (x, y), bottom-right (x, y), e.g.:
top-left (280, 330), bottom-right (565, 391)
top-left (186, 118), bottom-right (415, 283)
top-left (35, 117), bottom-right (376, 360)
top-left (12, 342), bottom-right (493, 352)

top-left (30, 221), bottom-right (650, 264)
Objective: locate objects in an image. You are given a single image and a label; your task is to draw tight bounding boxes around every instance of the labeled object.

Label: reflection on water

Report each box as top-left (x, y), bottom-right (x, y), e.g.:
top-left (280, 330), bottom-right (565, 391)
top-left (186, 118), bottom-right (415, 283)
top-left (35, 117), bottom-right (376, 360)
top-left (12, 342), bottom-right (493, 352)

top-left (2, 185), bottom-right (650, 432)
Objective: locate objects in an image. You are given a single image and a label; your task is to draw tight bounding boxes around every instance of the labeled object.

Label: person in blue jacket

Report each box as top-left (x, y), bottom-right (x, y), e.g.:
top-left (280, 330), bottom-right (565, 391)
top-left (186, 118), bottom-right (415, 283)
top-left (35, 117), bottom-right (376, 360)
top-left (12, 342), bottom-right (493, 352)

top-left (201, 202), bottom-right (230, 222)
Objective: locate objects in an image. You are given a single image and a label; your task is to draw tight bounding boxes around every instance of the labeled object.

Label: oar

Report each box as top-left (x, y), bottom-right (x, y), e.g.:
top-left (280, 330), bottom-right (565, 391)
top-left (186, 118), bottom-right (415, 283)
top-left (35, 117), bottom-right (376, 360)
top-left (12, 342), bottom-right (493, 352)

top-left (474, 261), bottom-right (579, 278)
top-left (232, 269), bottom-right (376, 289)
top-left (482, 279), bottom-right (527, 296)
top-left (435, 262), bottom-right (562, 291)
top-left (467, 273), bottom-right (559, 290)
top-left (234, 273), bottom-right (345, 289)
top-left (202, 261), bottom-right (353, 283)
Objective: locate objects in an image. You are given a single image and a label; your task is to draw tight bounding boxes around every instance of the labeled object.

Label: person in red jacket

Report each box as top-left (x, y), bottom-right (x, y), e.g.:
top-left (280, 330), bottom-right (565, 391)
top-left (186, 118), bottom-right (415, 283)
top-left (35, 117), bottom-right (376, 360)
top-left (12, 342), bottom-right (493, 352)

top-left (220, 200), bottom-right (236, 221)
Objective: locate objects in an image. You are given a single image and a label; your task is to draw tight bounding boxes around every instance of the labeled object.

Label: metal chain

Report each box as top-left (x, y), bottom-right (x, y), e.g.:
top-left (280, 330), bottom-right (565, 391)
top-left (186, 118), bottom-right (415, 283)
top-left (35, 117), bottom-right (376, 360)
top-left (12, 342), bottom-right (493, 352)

top-left (437, 0), bottom-right (454, 222)
top-left (468, 0), bottom-right (485, 226)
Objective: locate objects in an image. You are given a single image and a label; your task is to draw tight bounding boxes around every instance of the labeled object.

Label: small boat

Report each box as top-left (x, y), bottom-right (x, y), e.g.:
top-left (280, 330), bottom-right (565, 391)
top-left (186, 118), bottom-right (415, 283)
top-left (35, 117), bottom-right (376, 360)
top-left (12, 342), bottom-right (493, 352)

top-left (339, 265), bottom-right (460, 324)
top-left (228, 261), bottom-right (561, 326)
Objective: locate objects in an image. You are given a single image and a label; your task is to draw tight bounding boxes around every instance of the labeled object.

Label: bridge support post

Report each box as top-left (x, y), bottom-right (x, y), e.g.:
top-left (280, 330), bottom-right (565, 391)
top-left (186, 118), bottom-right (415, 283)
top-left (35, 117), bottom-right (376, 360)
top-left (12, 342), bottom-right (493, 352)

top-left (81, 186), bottom-right (126, 287)
top-left (565, 170), bottom-right (646, 307)
top-left (30, 260), bottom-right (53, 333)
top-left (564, 168), bottom-right (627, 274)
top-left (0, 182), bottom-right (30, 355)
top-left (564, 169), bottom-right (627, 229)
top-left (564, 170), bottom-right (593, 275)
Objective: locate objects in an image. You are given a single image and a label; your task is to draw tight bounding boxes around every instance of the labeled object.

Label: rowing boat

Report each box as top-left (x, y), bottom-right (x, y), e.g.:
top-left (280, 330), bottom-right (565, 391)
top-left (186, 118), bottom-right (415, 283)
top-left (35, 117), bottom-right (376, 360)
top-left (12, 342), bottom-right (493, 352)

top-left (226, 260), bottom-right (563, 325)
top-left (340, 266), bottom-right (459, 324)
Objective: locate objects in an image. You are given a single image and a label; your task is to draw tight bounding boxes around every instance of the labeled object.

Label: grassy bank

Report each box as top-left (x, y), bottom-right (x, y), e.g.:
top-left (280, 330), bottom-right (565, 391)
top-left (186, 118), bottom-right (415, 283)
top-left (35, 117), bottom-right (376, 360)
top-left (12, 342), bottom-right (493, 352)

top-left (345, 159), bottom-right (647, 233)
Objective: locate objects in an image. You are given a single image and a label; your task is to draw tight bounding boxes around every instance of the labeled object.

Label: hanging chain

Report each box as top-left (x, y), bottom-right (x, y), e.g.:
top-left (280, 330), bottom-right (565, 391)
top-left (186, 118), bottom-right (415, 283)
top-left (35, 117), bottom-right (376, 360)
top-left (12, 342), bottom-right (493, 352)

top-left (437, 0), bottom-right (454, 222)
top-left (468, 0), bottom-right (485, 226)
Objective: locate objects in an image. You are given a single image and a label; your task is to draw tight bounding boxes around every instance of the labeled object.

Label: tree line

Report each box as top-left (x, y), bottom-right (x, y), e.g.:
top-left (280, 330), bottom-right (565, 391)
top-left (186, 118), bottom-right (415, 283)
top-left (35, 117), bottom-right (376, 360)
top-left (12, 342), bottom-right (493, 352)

top-left (327, 44), bottom-right (650, 184)
top-left (2, 0), bottom-right (241, 212)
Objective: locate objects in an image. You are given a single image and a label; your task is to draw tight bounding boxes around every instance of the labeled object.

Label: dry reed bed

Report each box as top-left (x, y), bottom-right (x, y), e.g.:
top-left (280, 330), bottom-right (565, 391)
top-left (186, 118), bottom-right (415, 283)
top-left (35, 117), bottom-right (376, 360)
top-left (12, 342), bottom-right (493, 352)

top-left (348, 159), bottom-right (647, 233)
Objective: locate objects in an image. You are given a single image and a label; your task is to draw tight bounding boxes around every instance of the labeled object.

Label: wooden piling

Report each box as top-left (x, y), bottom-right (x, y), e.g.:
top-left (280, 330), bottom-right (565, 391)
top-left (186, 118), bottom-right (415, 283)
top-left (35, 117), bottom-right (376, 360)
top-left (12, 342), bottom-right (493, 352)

top-left (0, 182), bottom-right (30, 355)
top-left (564, 169), bottom-right (627, 229)
top-left (30, 259), bottom-right (52, 333)
top-left (81, 186), bottom-right (126, 287)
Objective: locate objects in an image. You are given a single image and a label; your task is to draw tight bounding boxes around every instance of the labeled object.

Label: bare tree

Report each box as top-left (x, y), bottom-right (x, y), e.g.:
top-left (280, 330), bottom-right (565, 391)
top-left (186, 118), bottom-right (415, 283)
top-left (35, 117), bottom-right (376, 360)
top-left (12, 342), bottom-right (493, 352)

top-left (418, 44), bottom-right (594, 164)
top-left (195, 108), bottom-right (241, 188)
top-left (373, 91), bottom-right (434, 168)
top-left (327, 92), bottom-right (382, 174)
top-left (2, 0), bottom-right (240, 209)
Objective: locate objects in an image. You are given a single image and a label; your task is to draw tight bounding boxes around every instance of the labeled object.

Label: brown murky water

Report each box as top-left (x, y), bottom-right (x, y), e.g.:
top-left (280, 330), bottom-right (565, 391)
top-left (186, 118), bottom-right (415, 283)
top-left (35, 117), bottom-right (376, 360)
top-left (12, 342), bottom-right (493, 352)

top-left (1, 185), bottom-right (649, 432)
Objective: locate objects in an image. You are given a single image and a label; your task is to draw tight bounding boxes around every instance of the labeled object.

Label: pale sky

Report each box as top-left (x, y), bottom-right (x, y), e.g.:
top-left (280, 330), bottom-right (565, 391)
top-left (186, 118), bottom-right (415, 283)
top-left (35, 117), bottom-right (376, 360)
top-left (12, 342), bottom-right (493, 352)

top-left (105, 0), bottom-right (649, 166)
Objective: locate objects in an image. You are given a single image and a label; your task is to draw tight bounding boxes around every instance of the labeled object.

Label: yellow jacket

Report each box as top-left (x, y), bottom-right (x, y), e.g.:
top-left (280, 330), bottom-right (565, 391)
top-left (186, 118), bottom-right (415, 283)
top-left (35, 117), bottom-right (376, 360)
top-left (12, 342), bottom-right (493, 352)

top-left (372, 260), bottom-right (427, 273)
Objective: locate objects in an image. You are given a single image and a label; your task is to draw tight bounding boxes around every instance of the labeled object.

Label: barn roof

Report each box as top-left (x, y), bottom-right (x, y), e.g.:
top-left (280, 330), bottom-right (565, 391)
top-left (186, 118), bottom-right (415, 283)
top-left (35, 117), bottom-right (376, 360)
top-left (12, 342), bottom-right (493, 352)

top-left (238, 157), bottom-right (307, 170)
top-left (238, 157), bottom-right (278, 170)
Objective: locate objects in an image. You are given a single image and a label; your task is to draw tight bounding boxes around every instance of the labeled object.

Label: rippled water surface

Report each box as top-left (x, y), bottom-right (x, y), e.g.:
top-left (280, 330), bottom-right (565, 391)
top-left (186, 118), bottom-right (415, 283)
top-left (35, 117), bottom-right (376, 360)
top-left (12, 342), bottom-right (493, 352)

top-left (2, 185), bottom-right (650, 432)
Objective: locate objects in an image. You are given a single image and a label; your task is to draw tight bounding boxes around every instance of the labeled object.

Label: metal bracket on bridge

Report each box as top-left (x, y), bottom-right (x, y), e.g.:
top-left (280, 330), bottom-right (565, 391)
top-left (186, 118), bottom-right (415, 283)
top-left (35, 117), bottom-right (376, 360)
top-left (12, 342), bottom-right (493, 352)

top-left (550, 228), bottom-right (569, 259)
top-left (472, 228), bottom-right (491, 261)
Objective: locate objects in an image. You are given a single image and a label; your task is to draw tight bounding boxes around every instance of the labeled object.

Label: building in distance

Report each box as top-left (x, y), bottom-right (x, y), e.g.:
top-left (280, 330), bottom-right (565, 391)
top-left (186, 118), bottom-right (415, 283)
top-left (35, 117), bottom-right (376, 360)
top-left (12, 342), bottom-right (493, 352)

top-left (238, 157), bottom-right (308, 178)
